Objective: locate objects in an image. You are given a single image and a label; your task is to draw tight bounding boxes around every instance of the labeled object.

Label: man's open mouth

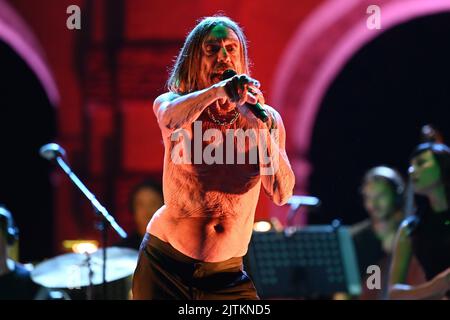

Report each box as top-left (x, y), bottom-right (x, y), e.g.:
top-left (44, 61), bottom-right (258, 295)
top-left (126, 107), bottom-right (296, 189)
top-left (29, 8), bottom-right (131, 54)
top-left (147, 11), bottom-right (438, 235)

top-left (211, 68), bottom-right (234, 81)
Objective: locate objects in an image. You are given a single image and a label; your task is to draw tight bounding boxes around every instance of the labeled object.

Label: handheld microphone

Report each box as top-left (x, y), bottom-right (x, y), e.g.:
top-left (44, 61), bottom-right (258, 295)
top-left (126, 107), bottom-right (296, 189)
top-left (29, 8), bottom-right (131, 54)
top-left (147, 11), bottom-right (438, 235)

top-left (221, 69), bottom-right (269, 122)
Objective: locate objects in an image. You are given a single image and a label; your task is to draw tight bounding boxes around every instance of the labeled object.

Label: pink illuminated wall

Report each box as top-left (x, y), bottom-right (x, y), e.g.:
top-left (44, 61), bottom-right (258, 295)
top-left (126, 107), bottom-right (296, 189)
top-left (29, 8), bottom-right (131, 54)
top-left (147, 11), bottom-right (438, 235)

top-left (0, 0), bottom-right (59, 106)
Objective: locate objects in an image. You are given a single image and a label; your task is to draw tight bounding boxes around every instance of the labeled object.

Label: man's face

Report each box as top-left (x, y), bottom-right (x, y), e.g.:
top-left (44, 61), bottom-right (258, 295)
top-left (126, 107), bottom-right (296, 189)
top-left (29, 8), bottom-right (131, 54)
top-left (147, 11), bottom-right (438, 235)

top-left (409, 150), bottom-right (442, 194)
top-left (198, 25), bottom-right (243, 89)
top-left (133, 188), bottom-right (164, 236)
top-left (362, 180), bottom-right (397, 221)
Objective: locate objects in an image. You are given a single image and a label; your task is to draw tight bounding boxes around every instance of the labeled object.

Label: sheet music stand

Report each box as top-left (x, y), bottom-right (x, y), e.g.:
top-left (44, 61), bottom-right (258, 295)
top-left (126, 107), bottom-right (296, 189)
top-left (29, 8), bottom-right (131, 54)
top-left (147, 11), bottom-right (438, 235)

top-left (245, 222), bottom-right (361, 299)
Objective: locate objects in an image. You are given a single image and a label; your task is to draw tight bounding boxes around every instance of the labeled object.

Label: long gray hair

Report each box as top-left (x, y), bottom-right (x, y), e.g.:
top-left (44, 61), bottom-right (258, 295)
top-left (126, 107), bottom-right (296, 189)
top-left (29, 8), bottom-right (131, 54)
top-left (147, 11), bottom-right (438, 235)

top-left (167, 16), bottom-right (250, 94)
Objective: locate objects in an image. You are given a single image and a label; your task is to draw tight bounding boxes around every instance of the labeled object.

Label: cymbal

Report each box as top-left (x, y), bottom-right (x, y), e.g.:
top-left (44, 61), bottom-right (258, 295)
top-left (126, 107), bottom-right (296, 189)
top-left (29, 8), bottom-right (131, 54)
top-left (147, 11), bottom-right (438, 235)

top-left (31, 247), bottom-right (139, 289)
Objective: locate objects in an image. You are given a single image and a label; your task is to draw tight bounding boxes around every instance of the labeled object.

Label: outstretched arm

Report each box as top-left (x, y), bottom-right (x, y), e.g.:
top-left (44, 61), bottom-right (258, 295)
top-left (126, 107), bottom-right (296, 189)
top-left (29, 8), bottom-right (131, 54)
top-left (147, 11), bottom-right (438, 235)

top-left (153, 87), bottom-right (220, 134)
top-left (153, 74), bottom-right (260, 135)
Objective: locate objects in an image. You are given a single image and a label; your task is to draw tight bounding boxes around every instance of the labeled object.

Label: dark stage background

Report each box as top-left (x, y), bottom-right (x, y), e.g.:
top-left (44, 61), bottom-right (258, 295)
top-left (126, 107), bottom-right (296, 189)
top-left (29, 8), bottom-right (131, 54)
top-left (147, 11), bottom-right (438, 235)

top-left (309, 12), bottom-right (450, 225)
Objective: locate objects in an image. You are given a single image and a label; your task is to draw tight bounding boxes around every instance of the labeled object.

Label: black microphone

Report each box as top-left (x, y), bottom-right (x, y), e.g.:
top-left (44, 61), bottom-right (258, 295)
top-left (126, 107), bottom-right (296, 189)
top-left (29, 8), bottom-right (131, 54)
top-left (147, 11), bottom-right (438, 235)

top-left (221, 69), bottom-right (269, 122)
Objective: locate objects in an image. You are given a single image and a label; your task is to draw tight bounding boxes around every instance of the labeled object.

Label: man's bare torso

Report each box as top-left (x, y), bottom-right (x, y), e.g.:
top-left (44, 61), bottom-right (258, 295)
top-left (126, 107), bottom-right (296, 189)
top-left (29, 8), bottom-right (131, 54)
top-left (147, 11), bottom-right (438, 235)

top-left (147, 108), bottom-right (262, 262)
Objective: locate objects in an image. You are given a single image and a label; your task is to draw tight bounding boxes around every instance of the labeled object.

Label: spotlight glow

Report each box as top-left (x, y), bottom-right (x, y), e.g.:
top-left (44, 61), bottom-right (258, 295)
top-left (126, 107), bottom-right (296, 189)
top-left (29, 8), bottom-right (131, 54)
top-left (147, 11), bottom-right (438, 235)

top-left (253, 221), bottom-right (272, 232)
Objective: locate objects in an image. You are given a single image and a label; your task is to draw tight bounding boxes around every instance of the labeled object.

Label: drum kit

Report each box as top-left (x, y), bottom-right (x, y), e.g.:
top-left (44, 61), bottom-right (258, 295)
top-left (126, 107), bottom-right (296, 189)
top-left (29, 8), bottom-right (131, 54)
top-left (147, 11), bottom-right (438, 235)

top-left (31, 247), bottom-right (139, 300)
top-left (36, 143), bottom-right (137, 299)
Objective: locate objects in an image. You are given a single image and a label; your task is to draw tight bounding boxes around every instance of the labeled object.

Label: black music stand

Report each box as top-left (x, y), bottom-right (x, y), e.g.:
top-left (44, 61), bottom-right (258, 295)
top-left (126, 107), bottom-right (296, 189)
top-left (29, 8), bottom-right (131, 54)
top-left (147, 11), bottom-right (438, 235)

top-left (245, 222), bottom-right (361, 299)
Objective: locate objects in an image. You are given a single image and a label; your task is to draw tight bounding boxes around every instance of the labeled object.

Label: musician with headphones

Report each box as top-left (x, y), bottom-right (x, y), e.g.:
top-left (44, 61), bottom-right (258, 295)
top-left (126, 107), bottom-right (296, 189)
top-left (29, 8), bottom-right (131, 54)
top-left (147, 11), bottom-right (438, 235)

top-left (360, 166), bottom-right (406, 253)
top-left (0, 205), bottom-right (40, 299)
top-left (351, 166), bottom-right (424, 299)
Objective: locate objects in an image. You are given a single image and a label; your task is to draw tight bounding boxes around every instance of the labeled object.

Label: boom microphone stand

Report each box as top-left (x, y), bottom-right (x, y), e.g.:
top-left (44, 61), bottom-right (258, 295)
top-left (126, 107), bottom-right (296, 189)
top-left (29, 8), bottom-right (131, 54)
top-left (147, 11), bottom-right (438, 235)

top-left (40, 143), bottom-right (127, 299)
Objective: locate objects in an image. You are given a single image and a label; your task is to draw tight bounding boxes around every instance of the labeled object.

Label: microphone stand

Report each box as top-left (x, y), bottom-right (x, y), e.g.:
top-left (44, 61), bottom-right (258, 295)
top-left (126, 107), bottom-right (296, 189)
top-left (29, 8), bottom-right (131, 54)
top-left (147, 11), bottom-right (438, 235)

top-left (54, 156), bottom-right (127, 299)
top-left (83, 252), bottom-right (94, 300)
top-left (285, 201), bottom-right (303, 237)
top-left (286, 202), bottom-right (302, 227)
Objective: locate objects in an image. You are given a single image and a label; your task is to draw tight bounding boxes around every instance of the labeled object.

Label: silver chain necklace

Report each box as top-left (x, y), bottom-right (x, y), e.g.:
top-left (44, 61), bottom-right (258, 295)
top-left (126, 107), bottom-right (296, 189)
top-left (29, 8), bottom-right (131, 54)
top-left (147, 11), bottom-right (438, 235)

top-left (206, 107), bottom-right (240, 126)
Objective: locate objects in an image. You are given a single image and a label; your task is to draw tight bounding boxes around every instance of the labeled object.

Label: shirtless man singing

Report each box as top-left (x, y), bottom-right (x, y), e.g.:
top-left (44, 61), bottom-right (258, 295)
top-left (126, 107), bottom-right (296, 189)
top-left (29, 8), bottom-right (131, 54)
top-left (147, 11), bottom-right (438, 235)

top-left (132, 16), bottom-right (295, 300)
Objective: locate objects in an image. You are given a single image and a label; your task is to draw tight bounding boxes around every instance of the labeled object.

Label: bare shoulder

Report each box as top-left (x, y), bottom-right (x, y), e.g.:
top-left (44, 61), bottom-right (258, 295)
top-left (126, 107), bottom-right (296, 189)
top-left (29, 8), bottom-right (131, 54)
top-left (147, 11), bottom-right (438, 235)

top-left (264, 104), bottom-right (286, 130)
top-left (263, 104), bottom-right (282, 120)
